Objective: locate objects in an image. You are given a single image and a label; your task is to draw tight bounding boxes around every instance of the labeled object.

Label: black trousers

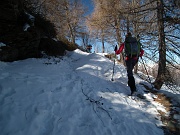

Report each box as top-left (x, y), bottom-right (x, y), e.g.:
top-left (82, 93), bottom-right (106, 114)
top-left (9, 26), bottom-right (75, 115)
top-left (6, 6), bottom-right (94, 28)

top-left (125, 58), bottom-right (138, 92)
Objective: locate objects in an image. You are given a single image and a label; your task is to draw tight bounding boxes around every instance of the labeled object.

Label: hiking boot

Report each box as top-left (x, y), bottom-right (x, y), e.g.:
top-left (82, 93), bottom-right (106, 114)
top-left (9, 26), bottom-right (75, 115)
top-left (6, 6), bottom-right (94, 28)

top-left (131, 91), bottom-right (137, 96)
top-left (131, 89), bottom-right (137, 96)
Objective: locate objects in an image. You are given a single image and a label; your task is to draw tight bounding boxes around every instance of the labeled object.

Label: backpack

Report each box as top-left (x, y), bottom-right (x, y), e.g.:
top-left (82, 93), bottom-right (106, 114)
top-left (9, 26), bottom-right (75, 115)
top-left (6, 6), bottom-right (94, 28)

top-left (124, 36), bottom-right (141, 57)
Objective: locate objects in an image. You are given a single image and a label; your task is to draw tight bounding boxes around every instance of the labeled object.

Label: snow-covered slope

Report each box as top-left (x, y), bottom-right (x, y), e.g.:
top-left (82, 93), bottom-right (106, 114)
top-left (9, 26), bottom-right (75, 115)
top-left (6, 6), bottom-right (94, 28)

top-left (0, 49), bottom-right (165, 135)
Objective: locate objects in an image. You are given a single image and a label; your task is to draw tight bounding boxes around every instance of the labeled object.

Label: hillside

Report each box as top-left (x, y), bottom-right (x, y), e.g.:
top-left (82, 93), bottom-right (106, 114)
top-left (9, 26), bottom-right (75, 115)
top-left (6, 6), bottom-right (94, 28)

top-left (0, 0), bottom-right (75, 62)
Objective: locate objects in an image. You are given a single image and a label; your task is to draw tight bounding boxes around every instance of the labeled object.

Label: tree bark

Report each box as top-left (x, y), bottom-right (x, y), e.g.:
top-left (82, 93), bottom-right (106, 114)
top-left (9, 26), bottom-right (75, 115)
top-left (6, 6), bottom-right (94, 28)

top-left (101, 29), bottom-right (105, 53)
top-left (153, 0), bottom-right (166, 90)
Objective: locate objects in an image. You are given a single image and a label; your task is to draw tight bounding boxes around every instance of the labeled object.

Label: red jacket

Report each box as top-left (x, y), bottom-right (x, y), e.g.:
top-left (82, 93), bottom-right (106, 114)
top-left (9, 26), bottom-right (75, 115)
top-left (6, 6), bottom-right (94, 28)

top-left (115, 43), bottom-right (144, 60)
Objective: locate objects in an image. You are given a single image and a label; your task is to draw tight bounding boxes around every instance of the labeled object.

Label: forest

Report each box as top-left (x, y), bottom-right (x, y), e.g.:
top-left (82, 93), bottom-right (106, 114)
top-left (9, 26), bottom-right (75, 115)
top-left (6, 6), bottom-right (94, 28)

top-left (1, 0), bottom-right (180, 90)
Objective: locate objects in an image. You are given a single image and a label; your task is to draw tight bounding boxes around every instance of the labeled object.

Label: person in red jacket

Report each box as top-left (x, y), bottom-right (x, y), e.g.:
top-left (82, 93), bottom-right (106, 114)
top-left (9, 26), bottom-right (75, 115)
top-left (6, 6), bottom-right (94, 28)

top-left (114, 33), bottom-right (144, 95)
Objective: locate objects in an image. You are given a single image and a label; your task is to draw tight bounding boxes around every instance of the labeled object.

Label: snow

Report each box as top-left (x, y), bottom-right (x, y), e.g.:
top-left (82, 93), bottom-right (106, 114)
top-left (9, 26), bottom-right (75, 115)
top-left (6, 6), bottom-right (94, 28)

top-left (0, 42), bottom-right (6, 51)
top-left (25, 12), bottom-right (35, 21)
top-left (23, 23), bottom-right (30, 31)
top-left (0, 42), bottom-right (6, 47)
top-left (23, 12), bottom-right (35, 31)
top-left (0, 49), bottom-right (169, 135)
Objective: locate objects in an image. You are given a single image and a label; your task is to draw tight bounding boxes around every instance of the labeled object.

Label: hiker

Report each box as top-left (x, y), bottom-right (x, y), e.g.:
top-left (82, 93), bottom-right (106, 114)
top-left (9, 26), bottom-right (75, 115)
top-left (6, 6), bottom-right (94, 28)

top-left (114, 32), bottom-right (144, 95)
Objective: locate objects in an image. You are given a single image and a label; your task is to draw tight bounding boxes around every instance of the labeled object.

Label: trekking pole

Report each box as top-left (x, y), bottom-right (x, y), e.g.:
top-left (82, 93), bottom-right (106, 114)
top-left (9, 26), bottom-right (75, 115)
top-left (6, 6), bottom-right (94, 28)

top-left (140, 57), bottom-right (154, 88)
top-left (111, 45), bottom-right (118, 81)
top-left (111, 54), bottom-right (116, 81)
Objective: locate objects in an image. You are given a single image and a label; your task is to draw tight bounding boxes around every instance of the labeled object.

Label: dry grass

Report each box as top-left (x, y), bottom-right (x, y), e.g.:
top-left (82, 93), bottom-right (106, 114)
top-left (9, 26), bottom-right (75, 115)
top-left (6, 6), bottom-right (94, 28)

top-left (140, 83), bottom-right (179, 134)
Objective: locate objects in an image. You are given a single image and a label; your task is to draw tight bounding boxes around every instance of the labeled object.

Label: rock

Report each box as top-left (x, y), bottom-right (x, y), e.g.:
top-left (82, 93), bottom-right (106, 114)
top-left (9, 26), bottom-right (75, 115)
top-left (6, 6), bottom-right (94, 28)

top-left (0, 46), bottom-right (19, 62)
top-left (39, 38), bottom-right (67, 56)
top-left (0, 27), bottom-right (41, 62)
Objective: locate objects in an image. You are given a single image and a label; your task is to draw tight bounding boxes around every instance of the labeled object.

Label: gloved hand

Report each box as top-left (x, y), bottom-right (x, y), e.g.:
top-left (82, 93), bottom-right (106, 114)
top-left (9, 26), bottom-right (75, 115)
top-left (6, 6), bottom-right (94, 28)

top-left (139, 49), bottom-right (144, 57)
top-left (114, 45), bottom-right (117, 52)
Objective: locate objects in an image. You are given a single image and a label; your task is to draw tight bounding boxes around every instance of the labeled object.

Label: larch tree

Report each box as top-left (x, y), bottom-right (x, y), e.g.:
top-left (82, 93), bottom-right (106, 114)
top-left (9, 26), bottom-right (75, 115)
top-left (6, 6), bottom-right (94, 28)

top-left (153, 0), bottom-right (180, 90)
top-left (86, 0), bottom-right (108, 53)
top-left (87, 0), bottom-right (127, 53)
top-left (131, 0), bottom-right (179, 90)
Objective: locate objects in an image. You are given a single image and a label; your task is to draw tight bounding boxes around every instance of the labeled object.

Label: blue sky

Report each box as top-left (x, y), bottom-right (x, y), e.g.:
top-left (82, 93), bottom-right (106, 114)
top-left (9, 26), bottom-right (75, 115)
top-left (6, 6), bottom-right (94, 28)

top-left (82, 0), bottom-right (94, 14)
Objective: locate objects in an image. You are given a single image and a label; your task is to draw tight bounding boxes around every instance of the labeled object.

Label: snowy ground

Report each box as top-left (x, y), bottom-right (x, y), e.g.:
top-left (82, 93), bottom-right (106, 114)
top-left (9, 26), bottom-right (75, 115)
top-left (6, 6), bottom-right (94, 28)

top-left (0, 49), bottom-right (175, 135)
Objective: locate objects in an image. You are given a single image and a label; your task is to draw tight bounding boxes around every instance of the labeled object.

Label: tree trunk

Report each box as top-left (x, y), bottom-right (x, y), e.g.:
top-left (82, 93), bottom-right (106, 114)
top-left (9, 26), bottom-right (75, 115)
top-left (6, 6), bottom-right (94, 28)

top-left (101, 29), bottom-right (105, 53)
top-left (102, 37), bottom-right (105, 53)
top-left (153, 0), bottom-right (166, 90)
top-left (127, 18), bottom-right (130, 33)
top-left (114, 16), bottom-right (124, 64)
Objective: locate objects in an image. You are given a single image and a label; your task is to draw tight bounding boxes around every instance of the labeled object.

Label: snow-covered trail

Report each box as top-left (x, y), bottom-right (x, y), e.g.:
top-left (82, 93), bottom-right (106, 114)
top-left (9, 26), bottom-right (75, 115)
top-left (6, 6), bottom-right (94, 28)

top-left (69, 50), bottom-right (164, 135)
top-left (0, 49), bottom-right (164, 135)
